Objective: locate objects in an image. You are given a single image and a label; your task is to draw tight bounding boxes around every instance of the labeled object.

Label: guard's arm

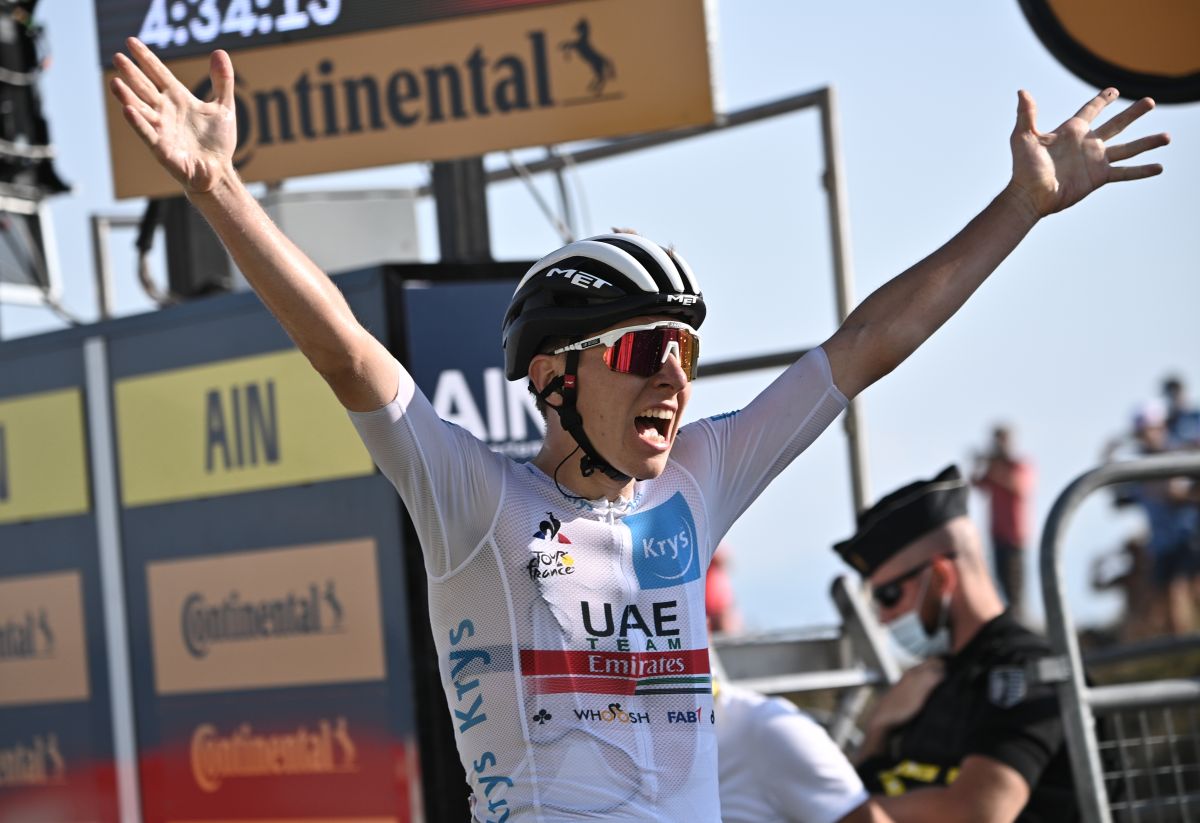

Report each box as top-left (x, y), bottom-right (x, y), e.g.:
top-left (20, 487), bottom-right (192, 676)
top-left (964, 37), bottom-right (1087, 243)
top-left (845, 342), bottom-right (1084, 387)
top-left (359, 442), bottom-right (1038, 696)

top-left (875, 755), bottom-right (1030, 823)
top-left (836, 799), bottom-right (898, 823)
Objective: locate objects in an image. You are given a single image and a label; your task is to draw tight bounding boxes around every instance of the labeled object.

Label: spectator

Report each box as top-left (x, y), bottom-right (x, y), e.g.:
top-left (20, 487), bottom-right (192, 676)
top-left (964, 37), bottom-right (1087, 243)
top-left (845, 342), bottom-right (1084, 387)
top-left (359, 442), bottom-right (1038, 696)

top-left (706, 543), bottom-right (744, 634)
top-left (1125, 404), bottom-right (1198, 635)
top-left (1162, 375), bottom-right (1200, 449)
top-left (1091, 536), bottom-right (1160, 643)
top-left (835, 466), bottom-right (1076, 823)
top-left (972, 425), bottom-right (1035, 620)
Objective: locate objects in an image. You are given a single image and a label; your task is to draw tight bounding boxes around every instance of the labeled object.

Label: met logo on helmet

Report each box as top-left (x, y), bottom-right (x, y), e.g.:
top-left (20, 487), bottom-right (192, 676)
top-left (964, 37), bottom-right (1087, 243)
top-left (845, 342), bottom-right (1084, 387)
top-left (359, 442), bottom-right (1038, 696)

top-left (546, 267), bottom-right (612, 290)
top-left (666, 294), bottom-right (700, 305)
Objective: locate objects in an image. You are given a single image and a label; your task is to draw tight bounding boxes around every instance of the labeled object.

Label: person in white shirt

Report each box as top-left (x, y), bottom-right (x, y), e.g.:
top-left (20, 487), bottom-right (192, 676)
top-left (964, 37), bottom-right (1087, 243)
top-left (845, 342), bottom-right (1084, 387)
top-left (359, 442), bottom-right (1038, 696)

top-left (110, 34), bottom-right (1168, 820)
top-left (717, 680), bottom-right (891, 823)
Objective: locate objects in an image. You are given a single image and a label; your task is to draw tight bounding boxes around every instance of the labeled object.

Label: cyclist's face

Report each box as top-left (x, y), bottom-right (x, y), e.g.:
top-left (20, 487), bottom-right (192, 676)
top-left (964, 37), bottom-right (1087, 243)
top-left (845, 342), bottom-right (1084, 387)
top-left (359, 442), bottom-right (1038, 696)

top-left (574, 315), bottom-right (693, 480)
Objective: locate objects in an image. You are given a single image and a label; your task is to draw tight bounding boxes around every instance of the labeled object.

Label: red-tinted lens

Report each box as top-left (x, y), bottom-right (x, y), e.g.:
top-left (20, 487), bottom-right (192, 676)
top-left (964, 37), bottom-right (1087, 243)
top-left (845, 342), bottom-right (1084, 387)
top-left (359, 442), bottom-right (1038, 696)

top-left (603, 328), bottom-right (699, 379)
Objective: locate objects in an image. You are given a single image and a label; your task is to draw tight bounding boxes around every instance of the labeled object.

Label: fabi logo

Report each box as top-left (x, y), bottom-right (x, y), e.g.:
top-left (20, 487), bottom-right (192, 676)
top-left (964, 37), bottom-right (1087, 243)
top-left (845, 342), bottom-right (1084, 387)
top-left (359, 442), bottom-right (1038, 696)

top-left (181, 579), bottom-right (344, 659)
top-left (0, 608), bottom-right (55, 662)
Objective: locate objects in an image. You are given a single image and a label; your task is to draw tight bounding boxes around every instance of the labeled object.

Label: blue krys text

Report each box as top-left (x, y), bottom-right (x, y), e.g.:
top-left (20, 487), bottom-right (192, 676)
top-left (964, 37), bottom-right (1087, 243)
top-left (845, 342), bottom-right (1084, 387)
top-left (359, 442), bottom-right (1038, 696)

top-left (449, 619), bottom-right (512, 823)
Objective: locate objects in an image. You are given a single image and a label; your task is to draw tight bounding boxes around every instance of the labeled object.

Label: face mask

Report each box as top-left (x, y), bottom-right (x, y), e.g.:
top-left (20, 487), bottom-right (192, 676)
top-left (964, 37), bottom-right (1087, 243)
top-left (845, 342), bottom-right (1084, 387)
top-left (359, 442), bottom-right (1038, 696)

top-left (887, 568), bottom-right (952, 659)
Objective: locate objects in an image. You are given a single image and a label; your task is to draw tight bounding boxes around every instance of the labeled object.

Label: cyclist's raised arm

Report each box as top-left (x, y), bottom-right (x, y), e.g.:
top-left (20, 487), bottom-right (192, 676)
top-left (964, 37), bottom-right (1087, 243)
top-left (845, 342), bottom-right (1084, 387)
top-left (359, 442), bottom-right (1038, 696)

top-left (823, 88), bottom-right (1167, 400)
top-left (110, 39), bottom-right (396, 412)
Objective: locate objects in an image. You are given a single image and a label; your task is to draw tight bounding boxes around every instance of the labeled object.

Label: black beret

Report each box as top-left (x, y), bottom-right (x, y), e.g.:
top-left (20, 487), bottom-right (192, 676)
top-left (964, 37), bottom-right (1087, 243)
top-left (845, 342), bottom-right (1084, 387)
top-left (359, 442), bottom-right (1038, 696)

top-left (833, 465), bottom-right (968, 576)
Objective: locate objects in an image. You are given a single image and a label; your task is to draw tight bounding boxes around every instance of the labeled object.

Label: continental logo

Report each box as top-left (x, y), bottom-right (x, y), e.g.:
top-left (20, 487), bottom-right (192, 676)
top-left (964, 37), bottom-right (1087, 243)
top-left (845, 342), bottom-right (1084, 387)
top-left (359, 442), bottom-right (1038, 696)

top-left (182, 580), bottom-right (343, 659)
top-left (114, 349), bottom-right (375, 507)
top-left (0, 608), bottom-right (54, 662)
top-left (0, 388), bottom-right (89, 525)
top-left (0, 571), bottom-right (89, 707)
top-left (190, 717), bottom-right (358, 793)
top-left (148, 539), bottom-right (385, 695)
top-left (0, 733), bottom-right (65, 788)
top-left (104, 0), bottom-right (715, 198)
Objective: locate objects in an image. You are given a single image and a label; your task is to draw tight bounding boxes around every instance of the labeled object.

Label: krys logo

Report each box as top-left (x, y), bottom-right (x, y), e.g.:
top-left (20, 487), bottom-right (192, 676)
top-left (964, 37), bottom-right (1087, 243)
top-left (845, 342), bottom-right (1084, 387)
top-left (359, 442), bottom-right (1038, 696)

top-left (625, 492), bottom-right (701, 590)
top-left (192, 16), bottom-right (622, 176)
top-left (181, 580), bottom-right (343, 659)
top-left (191, 717), bottom-right (357, 793)
top-left (0, 608), bottom-right (55, 661)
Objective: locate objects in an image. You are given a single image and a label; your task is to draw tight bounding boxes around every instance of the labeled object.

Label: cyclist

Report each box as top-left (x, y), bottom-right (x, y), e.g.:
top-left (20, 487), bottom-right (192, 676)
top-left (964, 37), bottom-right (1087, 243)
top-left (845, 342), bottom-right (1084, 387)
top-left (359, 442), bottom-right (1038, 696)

top-left (110, 37), bottom-right (1167, 821)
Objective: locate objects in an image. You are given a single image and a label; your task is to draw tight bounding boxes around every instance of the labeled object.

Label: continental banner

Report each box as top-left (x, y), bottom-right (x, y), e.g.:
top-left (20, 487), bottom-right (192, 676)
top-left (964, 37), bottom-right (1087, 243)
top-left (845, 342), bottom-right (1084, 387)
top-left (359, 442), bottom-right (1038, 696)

top-left (146, 539), bottom-right (385, 695)
top-left (144, 685), bottom-right (413, 823)
top-left (0, 571), bottom-right (90, 707)
top-left (115, 349), bottom-right (375, 507)
top-left (0, 388), bottom-right (89, 525)
top-left (104, 0), bottom-right (715, 198)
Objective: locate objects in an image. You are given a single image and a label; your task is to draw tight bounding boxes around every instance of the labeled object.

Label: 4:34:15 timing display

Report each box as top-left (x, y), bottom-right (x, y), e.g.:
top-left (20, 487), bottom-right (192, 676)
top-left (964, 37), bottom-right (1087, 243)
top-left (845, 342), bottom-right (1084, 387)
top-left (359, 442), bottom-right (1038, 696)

top-left (136, 0), bottom-right (341, 50)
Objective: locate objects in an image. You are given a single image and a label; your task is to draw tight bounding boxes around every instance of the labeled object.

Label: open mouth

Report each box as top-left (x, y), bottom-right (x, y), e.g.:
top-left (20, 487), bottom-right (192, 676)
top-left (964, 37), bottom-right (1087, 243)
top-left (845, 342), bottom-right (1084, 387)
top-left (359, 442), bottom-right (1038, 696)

top-left (634, 408), bottom-right (674, 446)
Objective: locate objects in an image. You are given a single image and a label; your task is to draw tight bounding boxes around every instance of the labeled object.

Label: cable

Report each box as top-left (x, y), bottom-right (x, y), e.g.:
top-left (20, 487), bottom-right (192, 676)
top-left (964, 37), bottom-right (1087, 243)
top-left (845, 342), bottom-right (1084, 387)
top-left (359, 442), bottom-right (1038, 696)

top-left (504, 150), bottom-right (574, 243)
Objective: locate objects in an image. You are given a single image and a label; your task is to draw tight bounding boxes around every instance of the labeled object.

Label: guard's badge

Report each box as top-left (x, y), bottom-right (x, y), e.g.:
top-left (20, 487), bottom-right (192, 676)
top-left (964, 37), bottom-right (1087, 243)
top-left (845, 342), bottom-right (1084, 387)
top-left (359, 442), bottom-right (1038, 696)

top-left (988, 666), bottom-right (1028, 708)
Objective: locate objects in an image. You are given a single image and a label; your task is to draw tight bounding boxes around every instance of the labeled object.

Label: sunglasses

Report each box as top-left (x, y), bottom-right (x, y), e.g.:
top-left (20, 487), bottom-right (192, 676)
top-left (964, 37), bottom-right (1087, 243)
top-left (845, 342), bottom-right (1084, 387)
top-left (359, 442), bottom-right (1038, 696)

top-left (870, 552), bottom-right (957, 610)
top-left (553, 321), bottom-right (701, 380)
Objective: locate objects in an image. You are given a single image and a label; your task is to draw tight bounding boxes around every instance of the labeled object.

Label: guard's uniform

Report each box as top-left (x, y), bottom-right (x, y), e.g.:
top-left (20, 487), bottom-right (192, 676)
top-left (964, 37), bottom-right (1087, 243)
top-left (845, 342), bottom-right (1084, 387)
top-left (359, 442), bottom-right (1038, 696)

top-left (857, 611), bottom-right (1077, 822)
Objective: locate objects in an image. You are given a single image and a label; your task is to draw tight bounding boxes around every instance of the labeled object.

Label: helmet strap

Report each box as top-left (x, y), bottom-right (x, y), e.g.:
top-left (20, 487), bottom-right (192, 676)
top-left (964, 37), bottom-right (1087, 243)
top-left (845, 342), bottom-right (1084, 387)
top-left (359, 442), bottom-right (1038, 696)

top-left (537, 350), bottom-right (630, 485)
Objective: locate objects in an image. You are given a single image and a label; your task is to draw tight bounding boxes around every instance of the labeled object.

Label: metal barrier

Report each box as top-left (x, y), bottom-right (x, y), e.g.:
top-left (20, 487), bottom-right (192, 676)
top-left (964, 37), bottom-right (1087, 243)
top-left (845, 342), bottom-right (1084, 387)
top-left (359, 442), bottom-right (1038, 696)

top-left (712, 574), bottom-right (900, 747)
top-left (1040, 453), bottom-right (1200, 823)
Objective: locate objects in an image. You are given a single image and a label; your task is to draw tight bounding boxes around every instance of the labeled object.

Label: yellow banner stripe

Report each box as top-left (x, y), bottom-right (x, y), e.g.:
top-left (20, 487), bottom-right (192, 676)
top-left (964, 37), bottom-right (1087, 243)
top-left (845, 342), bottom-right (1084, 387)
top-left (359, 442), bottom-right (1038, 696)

top-left (0, 388), bottom-right (89, 525)
top-left (115, 349), bottom-right (375, 507)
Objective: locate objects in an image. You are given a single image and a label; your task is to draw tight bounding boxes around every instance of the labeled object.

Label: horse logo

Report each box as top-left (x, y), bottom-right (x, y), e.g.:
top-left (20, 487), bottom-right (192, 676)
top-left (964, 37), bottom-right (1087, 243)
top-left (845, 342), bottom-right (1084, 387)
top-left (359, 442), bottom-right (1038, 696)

top-left (560, 18), bottom-right (616, 95)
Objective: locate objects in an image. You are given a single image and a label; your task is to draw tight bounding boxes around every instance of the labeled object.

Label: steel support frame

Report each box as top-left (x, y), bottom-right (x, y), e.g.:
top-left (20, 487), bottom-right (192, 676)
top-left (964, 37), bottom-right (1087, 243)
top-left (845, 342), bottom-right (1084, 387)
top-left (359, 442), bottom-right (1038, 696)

top-left (1039, 453), bottom-right (1200, 823)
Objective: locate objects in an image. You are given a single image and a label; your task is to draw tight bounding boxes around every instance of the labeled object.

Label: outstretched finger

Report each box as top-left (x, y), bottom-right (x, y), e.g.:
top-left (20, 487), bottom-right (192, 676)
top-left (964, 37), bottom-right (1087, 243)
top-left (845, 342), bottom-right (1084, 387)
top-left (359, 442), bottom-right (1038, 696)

top-left (1015, 89), bottom-right (1038, 134)
top-left (1109, 163), bottom-right (1164, 182)
top-left (1073, 88), bottom-right (1119, 124)
top-left (1095, 97), bottom-right (1156, 141)
top-left (110, 76), bottom-right (161, 125)
top-left (121, 102), bottom-right (159, 149)
top-left (1106, 132), bottom-right (1170, 163)
top-left (210, 50), bottom-right (235, 109)
top-left (113, 52), bottom-right (159, 107)
top-left (127, 37), bottom-right (182, 94)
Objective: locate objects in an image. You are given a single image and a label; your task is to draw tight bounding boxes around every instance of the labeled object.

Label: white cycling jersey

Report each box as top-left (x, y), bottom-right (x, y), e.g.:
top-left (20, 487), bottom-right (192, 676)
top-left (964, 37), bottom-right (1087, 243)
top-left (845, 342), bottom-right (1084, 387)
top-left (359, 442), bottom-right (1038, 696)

top-left (349, 347), bottom-right (847, 822)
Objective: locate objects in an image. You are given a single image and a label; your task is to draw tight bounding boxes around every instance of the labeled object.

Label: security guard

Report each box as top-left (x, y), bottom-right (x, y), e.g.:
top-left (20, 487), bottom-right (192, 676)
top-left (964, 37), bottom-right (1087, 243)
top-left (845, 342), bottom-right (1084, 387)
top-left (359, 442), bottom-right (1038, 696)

top-left (834, 465), bottom-right (1077, 823)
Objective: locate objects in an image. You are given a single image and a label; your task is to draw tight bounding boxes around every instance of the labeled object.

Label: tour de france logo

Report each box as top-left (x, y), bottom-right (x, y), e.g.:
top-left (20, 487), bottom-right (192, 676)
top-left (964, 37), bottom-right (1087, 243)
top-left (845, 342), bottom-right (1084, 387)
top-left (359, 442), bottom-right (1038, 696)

top-left (528, 512), bottom-right (577, 581)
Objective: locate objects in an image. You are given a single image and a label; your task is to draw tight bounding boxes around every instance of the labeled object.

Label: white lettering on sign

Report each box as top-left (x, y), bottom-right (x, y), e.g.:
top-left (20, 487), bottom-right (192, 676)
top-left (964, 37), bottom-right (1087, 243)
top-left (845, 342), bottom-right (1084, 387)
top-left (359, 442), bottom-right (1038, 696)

top-left (432, 368), bottom-right (545, 445)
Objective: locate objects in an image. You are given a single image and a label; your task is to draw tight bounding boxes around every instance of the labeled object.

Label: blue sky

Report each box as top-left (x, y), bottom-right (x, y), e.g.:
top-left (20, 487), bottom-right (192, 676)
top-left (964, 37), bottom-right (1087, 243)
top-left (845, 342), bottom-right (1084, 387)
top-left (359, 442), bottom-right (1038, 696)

top-left (8, 1), bottom-right (1199, 630)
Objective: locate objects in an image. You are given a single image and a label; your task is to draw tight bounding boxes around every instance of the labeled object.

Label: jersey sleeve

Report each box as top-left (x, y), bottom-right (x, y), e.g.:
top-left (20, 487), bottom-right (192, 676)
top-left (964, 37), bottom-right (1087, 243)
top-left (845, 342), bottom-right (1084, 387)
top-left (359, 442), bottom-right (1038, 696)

top-left (347, 358), bottom-right (507, 579)
top-left (671, 346), bottom-right (848, 543)
top-left (961, 673), bottom-right (1065, 790)
top-left (758, 704), bottom-right (869, 823)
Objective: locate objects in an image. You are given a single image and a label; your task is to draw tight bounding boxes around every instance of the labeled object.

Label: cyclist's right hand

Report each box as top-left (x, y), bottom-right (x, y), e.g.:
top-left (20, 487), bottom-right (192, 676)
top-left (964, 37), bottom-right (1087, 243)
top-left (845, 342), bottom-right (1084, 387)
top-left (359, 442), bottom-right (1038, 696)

top-left (110, 38), bottom-right (237, 195)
